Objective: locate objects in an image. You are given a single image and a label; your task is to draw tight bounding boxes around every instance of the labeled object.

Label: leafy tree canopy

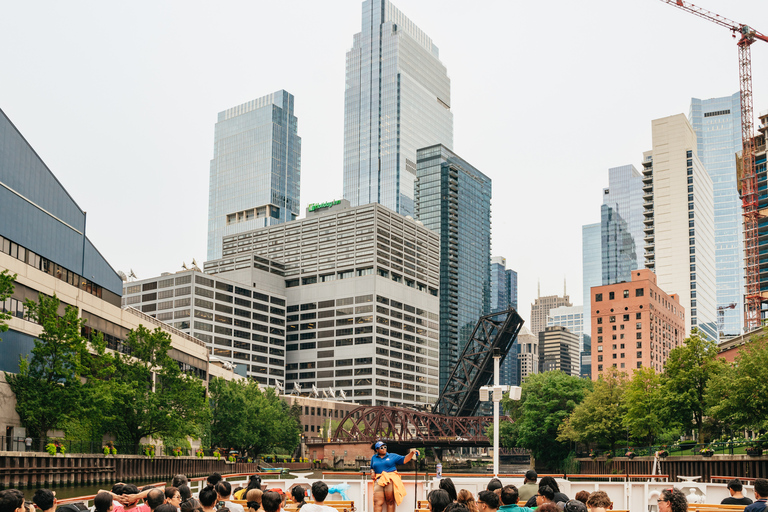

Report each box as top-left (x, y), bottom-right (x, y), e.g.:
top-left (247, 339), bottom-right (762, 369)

top-left (0, 269), bottom-right (16, 336)
top-left (622, 366), bottom-right (665, 445)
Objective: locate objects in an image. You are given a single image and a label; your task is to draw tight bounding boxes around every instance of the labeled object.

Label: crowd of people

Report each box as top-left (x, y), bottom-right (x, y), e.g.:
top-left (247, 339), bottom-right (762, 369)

top-left (0, 470), bottom-right (766, 512)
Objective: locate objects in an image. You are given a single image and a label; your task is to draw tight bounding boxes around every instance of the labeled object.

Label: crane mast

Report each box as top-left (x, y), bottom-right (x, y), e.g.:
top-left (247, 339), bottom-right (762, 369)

top-left (660, 0), bottom-right (768, 332)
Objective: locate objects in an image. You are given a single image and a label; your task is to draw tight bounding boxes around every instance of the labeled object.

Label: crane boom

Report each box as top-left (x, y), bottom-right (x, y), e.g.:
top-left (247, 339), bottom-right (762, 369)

top-left (660, 0), bottom-right (768, 332)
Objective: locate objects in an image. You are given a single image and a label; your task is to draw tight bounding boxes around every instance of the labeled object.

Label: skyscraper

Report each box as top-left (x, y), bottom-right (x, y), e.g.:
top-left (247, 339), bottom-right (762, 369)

top-left (603, 164), bottom-right (644, 269)
top-left (689, 93), bottom-right (743, 337)
top-left (491, 256), bottom-right (519, 386)
top-left (601, 204), bottom-right (636, 285)
top-left (530, 291), bottom-right (571, 340)
top-left (415, 144), bottom-right (491, 391)
top-left (643, 114), bottom-right (717, 341)
top-left (343, 0), bottom-right (453, 217)
top-left (207, 91), bottom-right (301, 260)
top-left (582, 223), bottom-right (601, 337)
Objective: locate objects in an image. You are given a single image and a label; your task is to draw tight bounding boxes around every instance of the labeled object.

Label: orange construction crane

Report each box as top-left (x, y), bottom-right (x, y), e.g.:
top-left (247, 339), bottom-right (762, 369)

top-left (660, 0), bottom-right (768, 332)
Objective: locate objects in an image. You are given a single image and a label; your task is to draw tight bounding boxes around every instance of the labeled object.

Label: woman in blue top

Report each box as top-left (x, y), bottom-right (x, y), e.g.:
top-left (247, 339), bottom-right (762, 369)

top-left (369, 441), bottom-right (419, 512)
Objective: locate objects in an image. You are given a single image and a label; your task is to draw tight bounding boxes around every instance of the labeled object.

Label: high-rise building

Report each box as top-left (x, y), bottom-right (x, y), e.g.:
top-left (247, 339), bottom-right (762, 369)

top-left (516, 326), bottom-right (538, 384)
top-left (210, 201), bottom-right (441, 407)
top-left (603, 164), bottom-right (644, 269)
top-left (582, 223), bottom-right (601, 337)
top-left (590, 269), bottom-right (685, 379)
top-left (643, 114), bottom-right (717, 341)
top-left (207, 91), bottom-right (301, 260)
top-left (415, 144), bottom-right (491, 391)
top-left (530, 291), bottom-right (571, 339)
top-left (601, 204), bottom-right (636, 285)
top-left (343, 0), bottom-right (453, 217)
top-left (539, 326), bottom-right (580, 376)
top-left (689, 93), bottom-right (743, 338)
top-left (491, 256), bottom-right (519, 386)
top-left (547, 305), bottom-right (584, 350)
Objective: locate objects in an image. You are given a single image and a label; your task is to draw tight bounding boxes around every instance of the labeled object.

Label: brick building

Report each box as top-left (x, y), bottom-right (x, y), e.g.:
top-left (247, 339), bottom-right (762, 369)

top-left (590, 269), bottom-right (685, 379)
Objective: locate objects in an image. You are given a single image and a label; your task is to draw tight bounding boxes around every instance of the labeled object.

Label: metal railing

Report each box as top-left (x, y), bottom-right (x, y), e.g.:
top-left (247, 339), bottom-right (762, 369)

top-left (578, 440), bottom-right (767, 458)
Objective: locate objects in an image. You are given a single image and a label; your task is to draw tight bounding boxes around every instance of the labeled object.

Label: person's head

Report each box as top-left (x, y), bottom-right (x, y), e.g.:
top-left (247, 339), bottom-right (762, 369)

top-left (261, 492), bottom-right (281, 512)
top-left (574, 491), bottom-right (589, 505)
top-left (172, 476), bottom-right (188, 489)
top-left (216, 482), bottom-right (232, 500)
top-left (524, 470), bottom-right (537, 484)
top-left (156, 505), bottom-right (178, 512)
top-left (536, 486), bottom-right (555, 506)
top-left (372, 441), bottom-right (387, 456)
top-left (311, 482), bottom-right (329, 504)
top-left (428, 490), bottom-right (451, 512)
top-left (563, 500), bottom-right (587, 512)
top-left (94, 492), bottom-right (114, 512)
top-left (147, 490), bottom-right (166, 511)
top-left (247, 476), bottom-right (263, 492)
top-left (456, 489), bottom-right (477, 512)
top-left (32, 490), bottom-right (55, 512)
top-left (245, 489), bottom-right (263, 512)
top-left (499, 486), bottom-right (518, 506)
top-left (267, 489), bottom-right (285, 506)
top-left (754, 478), bottom-right (768, 499)
top-left (178, 485), bottom-right (192, 503)
top-left (199, 487), bottom-right (217, 509)
top-left (290, 487), bottom-right (306, 504)
top-left (121, 485), bottom-right (140, 507)
top-left (486, 478), bottom-right (502, 497)
top-left (476, 491), bottom-right (499, 512)
top-left (727, 479), bottom-right (743, 495)
top-left (179, 499), bottom-right (200, 512)
top-left (585, 491), bottom-right (612, 512)
top-left (164, 487), bottom-right (181, 507)
top-left (536, 504), bottom-right (558, 512)
top-left (657, 487), bottom-right (687, 512)
top-left (439, 478), bottom-right (457, 502)
top-left (443, 504), bottom-right (468, 512)
top-left (111, 484), bottom-right (126, 496)
top-left (207, 473), bottom-right (223, 487)
top-left (538, 477), bottom-right (560, 494)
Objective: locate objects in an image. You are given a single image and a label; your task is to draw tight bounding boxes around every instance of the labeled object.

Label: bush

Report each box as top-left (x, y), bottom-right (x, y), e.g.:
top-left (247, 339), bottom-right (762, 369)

top-left (213, 450), bottom-right (221, 460)
top-left (143, 445), bottom-right (155, 458)
top-left (196, 448), bottom-right (204, 458)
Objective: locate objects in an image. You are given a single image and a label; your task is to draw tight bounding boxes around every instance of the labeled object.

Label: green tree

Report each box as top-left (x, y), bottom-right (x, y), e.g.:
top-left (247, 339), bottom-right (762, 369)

top-left (662, 329), bottom-right (726, 441)
top-left (557, 367), bottom-right (627, 451)
top-left (5, 293), bottom-right (95, 444)
top-left (104, 325), bottom-right (210, 449)
top-left (500, 371), bottom-right (592, 470)
top-left (706, 333), bottom-right (768, 432)
top-left (622, 367), bottom-right (665, 445)
top-left (0, 269), bottom-right (16, 336)
top-left (208, 377), bottom-right (301, 456)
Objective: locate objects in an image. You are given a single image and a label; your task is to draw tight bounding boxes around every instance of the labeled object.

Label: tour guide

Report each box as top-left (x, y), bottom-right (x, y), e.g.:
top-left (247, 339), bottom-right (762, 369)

top-left (369, 441), bottom-right (419, 512)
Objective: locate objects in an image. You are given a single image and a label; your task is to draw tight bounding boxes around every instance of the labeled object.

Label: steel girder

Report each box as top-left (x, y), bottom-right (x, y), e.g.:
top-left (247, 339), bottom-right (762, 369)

top-left (433, 307), bottom-right (524, 417)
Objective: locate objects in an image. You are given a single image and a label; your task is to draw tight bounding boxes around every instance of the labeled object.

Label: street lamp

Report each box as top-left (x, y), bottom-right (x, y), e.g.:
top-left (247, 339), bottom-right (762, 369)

top-left (480, 348), bottom-right (522, 477)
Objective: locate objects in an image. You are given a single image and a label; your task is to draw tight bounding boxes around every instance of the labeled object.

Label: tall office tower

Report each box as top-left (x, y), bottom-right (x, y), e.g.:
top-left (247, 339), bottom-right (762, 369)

top-left (582, 223), bottom-right (601, 336)
top-left (343, 0), bottom-right (453, 217)
top-left (530, 291), bottom-right (571, 339)
top-left (415, 145), bottom-right (491, 391)
top-left (590, 269), bottom-right (685, 379)
top-left (207, 91), bottom-right (301, 260)
top-left (516, 326), bottom-right (539, 383)
top-left (547, 305), bottom-right (584, 350)
top-left (539, 326), bottom-right (580, 376)
top-left (580, 334), bottom-right (592, 379)
top-left (643, 114), bottom-right (717, 341)
top-left (601, 204), bottom-right (636, 285)
top-left (491, 256), bottom-right (519, 386)
top-left (209, 201), bottom-right (441, 407)
top-left (689, 93), bottom-right (743, 338)
top-left (603, 165), bottom-right (644, 269)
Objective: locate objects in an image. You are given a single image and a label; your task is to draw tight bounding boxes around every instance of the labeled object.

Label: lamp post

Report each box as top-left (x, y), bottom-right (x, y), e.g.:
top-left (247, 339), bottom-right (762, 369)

top-left (480, 348), bottom-right (522, 477)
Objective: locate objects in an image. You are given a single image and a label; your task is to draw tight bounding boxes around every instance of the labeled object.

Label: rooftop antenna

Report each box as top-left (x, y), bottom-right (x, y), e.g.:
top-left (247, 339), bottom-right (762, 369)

top-left (182, 262), bottom-right (188, 270)
top-left (129, 269), bottom-right (137, 281)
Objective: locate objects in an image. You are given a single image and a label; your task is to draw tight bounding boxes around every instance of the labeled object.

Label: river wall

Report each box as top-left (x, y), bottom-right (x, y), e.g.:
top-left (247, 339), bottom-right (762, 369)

top-left (578, 455), bottom-right (768, 482)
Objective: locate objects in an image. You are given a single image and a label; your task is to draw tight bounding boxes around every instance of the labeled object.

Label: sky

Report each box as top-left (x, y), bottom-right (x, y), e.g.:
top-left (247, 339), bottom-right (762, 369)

top-left (1, 0), bottom-right (767, 326)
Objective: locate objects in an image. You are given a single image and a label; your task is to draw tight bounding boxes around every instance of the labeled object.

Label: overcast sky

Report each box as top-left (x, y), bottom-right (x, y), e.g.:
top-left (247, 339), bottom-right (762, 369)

top-left (2, 0), bottom-right (767, 325)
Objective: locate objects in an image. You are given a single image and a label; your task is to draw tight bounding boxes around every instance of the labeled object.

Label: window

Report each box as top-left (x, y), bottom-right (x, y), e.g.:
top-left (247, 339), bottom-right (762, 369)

top-left (623, 290), bottom-right (629, 298)
top-left (597, 327), bottom-right (602, 334)
top-left (637, 351), bottom-right (642, 358)
top-left (595, 293), bottom-right (603, 302)
top-left (636, 332), bottom-right (642, 339)
top-left (597, 317), bottom-right (603, 324)
top-left (636, 312), bottom-right (641, 319)
top-left (635, 288), bottom-right (644, 297)
top-left (597, 346), bottom-right (603, 352)
top-left (623, 314), bottom-right (630, 321)
top-left (598, 355), bottom-right (603, 362)
top-left (609, 316), bottom-right (615, 323)
top-left (636, 322), bottom-right (642, 329)
top-left (609, 291), bottom-right (615, 300)
top-left (597, 336), bottom-right (602, 342)
top-left (636, 342), bottom-right (642, 348)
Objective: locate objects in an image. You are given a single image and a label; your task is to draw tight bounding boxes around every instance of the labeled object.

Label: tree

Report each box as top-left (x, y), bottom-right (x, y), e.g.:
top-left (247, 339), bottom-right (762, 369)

top-left (0, 269), bottom-right (17, 336)
top-left (208, 377), bottom-right (301, 457)
top-left (622, 367), bottom-right (665, 445)
top-left (706, 332), bottom-right (768, 432)
top-left (104, 325), bottom-right (210, 449)
top-left (5, 293), bottom-right (93, 443)
top-left (662, 329), bottom-right (726, 441)
top-left (500, 371), bottom-right (592, 470)
top-left (557, 367), bottom-right (627, 451)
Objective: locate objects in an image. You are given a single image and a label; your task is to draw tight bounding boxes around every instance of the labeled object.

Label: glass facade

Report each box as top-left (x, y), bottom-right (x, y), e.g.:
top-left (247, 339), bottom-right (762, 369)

top-left (689, 93), bottom-right (743, 337)
top-left (207, 91), bottom-right (301, 260)
top-left (601, 204), bottom-right (636, 285)
top-left (415, 144), bottom-right (491, 391)
top-left (490, 256), bottom-right (519, 386)
top-left (582, 222), bottom-right (601, 336)
top-left (603, 165), bottom-right (644, 269)
top-left (343, 0), bottom-right (453, 217)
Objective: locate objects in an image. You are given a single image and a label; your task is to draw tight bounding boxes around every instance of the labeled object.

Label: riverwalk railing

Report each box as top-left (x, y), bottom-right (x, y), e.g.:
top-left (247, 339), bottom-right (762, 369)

top-left (577, 440), bottom-right (767, 458)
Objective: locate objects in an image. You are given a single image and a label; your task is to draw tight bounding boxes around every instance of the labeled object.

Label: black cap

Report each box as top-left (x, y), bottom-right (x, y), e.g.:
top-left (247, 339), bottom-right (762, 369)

top-left (525, 470), bottom-right (537, 481)
top-left (563, 500), bottom-right (587, 512)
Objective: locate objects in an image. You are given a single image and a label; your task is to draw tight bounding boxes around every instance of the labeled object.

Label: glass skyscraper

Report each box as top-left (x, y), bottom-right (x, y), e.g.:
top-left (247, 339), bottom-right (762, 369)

top-left (491, 256), bottom-right (519, 386)
top-left (689, 93), bottom-right (743, 337)
top-left (343, 0), bottom-right (453, 217)
top-left (415, 145), bottom-right (491, 391)
top-left (601, 204), bottom-right (636, 285)
top-left (207, 91), bottom-right (301, 260)
top-left (603, 165), bottom-right (644, 269)
top-left (582, 222), bottom-right (601, 337)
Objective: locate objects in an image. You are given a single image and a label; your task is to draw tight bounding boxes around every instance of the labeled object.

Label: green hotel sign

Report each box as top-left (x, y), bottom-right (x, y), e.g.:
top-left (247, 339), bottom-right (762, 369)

top-left (308, 199), bottom-right (341, 212)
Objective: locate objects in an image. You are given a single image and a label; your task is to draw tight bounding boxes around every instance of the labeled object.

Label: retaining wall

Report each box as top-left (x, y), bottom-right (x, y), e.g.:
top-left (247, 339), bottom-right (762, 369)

top-left (578, 455), bottom-right (768, 482)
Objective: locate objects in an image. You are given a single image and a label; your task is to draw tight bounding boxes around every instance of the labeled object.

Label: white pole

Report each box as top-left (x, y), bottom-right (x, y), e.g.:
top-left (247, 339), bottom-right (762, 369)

top-left (493, 351), bottom-right (500, 477)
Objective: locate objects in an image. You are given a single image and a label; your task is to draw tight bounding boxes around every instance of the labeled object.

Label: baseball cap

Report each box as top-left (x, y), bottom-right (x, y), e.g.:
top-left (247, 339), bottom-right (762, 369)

top-left (375, 441), bottom-right (386, 449)
top-left (525, 470), bottom-right (537, 480)
top-left (563, 500), bottom-right (587, 512)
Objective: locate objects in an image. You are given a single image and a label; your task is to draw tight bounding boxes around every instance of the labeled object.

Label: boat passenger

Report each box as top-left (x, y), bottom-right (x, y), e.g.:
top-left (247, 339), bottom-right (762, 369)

top-left (656, 487), bottom-right (687, 512)
top-left (368, 441), bottom-right (419, 512)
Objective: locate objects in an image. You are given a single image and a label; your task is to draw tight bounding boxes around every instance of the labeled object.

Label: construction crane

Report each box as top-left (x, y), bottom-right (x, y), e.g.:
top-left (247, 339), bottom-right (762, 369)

top-left (660, 0), bottom-right (768, 331)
